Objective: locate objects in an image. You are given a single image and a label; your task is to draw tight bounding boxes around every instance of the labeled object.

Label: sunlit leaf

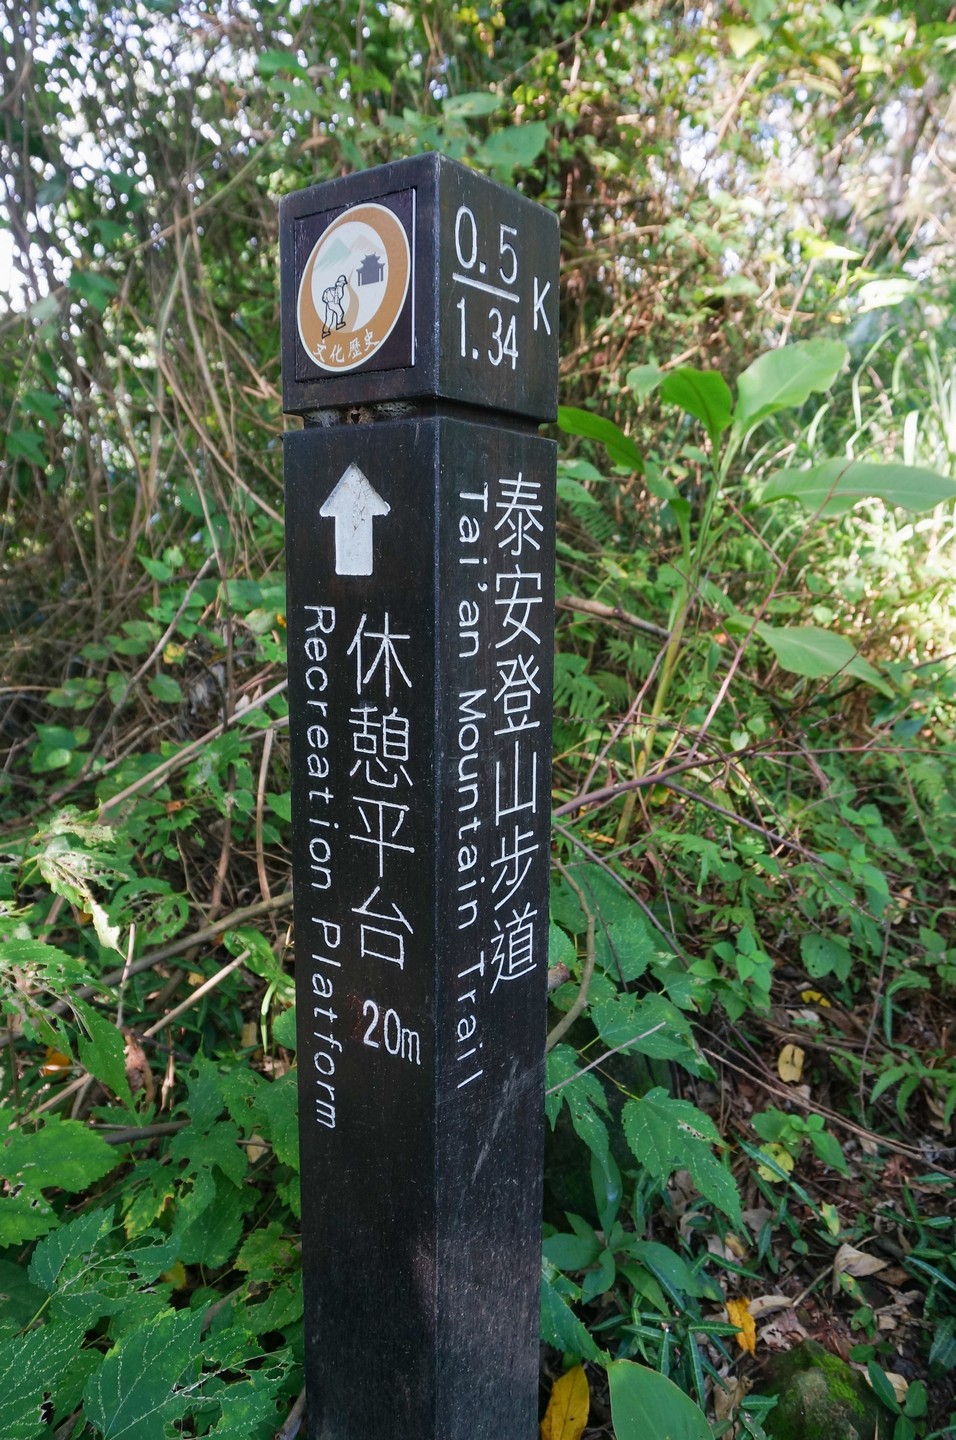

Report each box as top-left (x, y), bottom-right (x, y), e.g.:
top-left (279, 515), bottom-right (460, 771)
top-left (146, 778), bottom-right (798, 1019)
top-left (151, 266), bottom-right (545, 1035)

top-left (760, 459), bottom-right (956, 515)
top-left (734, 340), bottom-right (847, 431)
top-left (557, 407), bottom-right (643, 472)
top-left (660, 367), bottom-right (733, 451)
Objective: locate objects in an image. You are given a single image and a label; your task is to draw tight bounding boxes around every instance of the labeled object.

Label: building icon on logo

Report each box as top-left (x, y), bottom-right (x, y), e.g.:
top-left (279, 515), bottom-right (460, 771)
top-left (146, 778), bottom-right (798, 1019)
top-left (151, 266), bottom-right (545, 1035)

top-left (357, 252), bottom-right (386, 286)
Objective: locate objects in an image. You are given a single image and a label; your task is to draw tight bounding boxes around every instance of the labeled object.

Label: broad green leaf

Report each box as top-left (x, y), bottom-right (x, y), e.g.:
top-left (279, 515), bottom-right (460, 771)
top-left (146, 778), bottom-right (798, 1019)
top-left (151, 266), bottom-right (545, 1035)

top-left (856, 277), bottom-right (919, 312)
top-left (0, 1190), bottom-right (58, 1247)
top-left (202, 1370), bottom-right (289, 1437)
top-left (726, 24), bottom-right (762, 58)
top-left (7, 429), bottom-right (46, 465)
top-left (258, 49), bottom-right (309, 78)
top-left (734, 340), bottom-right (846, 432)
top-left (608, 1360), bottom-right (713, 1440)
top-left (760, 459), bottom-right (956, 516)
top-left (147, 673), bottom-right (183, 704)
top-left (763, 626), bottom-right (889, 696)
top-left (660, 368), bottom-right (732, 451)
top-left (0, 1320), bottom-right (91, 1440)
top-left (557, 406), bottom-right (643, 472)
top-left (69, 270), bottom-right (118, 312)
top-left (756, 622), bottom-right (858, 681)
top-left (626, 363), bottom-right (662, 399)
top-left (272, 1004), bottom-right (297, 1050)
top-left (800, 934), bottom-right (851, 981)
top-left (543, 1229), bottom-right (602, 1272)
top-left (622, 1089), bottom-right (740, 1224)
top-left (479, 121), bottom-right (548, 174)
top-left (591, 994), bottom-right (698, 1067)
top-left (0, 1257), bottom-right (47, 1329)
top-left (254, 1071), bottom-right (299, 1171)
top-left (810, 1128), bottom-right (848, 1175)
top-left (83, 1307), bottom-right (202, 1440)
top-left (443, 90), bottom-right (500, 117)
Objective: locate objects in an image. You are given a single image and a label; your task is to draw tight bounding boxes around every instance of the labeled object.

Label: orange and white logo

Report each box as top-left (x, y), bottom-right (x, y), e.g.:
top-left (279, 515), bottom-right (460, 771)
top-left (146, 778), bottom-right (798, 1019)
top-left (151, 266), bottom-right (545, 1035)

top-left (297, 202), bottom-right (411, 373)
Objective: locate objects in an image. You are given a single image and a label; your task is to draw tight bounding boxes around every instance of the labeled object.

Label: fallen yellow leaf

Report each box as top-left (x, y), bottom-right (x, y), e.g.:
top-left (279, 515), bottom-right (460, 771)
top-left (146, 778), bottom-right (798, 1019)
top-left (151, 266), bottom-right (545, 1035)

top-left (777, 1044), bottom-right (805, 1083)
top-left (40, 1047), bottom-right (72, 1078)
top-left (726, 1297), bottom-right (757, 1356)
top-left (756, 1143), bottom-right (795, 1182)
top-left (800, 989), bottom-right (831, 1006)
top-left (540, 1364), bottom-right (589, 1440)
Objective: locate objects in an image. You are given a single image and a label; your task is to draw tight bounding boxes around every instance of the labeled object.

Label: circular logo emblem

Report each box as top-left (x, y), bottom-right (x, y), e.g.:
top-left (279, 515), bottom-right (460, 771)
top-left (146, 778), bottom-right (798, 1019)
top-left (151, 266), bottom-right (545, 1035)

top-left (297, 202), bottom-right (411, 374)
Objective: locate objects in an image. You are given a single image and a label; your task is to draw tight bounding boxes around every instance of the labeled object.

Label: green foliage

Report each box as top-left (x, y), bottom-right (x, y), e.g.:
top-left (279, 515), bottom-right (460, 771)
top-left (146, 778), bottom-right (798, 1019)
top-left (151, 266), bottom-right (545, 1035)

top-left (3, 0), bottom-right (956, 1435)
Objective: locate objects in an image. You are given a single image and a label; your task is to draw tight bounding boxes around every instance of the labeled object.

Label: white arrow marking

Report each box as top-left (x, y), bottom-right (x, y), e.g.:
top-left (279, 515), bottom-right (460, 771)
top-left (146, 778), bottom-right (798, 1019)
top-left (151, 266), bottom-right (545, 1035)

top-left (319, 462), bottom-right (390, 576)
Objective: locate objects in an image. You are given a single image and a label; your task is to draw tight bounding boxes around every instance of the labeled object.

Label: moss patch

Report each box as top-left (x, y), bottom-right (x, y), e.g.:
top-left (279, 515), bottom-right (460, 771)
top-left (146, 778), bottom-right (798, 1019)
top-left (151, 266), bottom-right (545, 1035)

top-left (762, 1340), bottom-right (891, 1440)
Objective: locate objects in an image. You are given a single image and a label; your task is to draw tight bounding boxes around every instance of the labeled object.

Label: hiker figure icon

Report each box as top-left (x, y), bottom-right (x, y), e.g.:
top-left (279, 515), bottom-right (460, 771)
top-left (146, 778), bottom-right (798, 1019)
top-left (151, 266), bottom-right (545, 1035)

top-left (321, 274), bottom-right (349, 338)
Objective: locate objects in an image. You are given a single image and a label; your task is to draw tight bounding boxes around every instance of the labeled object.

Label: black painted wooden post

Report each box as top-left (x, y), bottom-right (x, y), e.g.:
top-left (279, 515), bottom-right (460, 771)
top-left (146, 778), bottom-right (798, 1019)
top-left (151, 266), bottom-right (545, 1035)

top-left (280, 153), bottom-right (559, 1440)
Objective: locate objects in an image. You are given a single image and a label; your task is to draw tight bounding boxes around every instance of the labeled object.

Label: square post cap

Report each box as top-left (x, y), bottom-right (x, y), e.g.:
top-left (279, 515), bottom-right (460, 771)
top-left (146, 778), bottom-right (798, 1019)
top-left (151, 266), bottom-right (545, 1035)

top-left (280, 152), bottom-right (559, 423)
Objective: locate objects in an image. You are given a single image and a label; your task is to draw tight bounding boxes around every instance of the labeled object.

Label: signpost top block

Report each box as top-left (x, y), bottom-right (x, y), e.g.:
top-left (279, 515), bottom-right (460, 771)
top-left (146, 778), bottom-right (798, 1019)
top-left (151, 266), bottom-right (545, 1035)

top-left (280, 152), bottom-right (559, 423)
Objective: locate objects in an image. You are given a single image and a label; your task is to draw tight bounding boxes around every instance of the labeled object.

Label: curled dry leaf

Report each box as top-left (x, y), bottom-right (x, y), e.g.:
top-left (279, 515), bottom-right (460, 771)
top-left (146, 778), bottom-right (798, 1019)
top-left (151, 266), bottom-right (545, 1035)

top-left (123, 1029), bottom-right (155, 1104)
top-left (540, 1364), bottom-right (589, 1440)
top-left (712, 1375), bottom-right (751, 1426)
top-left (777, 1044), bottom-right (805, 1082)
top-left (748, 1294), bottom-right (793, 1319)
top-left (832, 1243), bottom-right (888, 1295)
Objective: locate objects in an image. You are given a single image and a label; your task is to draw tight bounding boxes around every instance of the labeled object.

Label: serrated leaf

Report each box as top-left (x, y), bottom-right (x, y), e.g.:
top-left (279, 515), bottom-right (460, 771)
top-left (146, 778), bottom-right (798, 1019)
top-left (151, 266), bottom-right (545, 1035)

top-left (540, 1363), bottom-right (589, 1440)
top-left (591, 993), bottom-right (697, 1066)
top-left (0, 1114), bottom-right (118, 1216)
top-left (760, 458), bottom-right (956, 516)
top-left (0, 1258), bottom-right (47, 1329)
top-left (608, 1360), bottom-right (713, 1440)
top-left (30, 1207), bottom-right (112, 1294)
top-left (83, 1307), bottom-right (202, 1439)
top-left (622, 1089), bottom-right (740, 1225)
top-left (256, 1071), bottom-right (299, 1170)
top-left (0, 1320), bottom-right (91, 1439)
top-left (540, 1271), bottom-right (603, 1363)
top-left (734, 340), bottom-right (847, 432)
top-left (202, 1368), bottom-right (289, 1437)
top-left (74, 999), bottom-right (133, 1106)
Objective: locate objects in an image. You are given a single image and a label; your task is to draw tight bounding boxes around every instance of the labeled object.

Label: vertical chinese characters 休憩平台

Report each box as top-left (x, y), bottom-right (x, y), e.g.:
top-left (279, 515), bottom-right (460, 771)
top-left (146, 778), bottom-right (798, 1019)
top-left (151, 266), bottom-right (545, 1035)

top-left (347, 611), bottom-right (423, 1067)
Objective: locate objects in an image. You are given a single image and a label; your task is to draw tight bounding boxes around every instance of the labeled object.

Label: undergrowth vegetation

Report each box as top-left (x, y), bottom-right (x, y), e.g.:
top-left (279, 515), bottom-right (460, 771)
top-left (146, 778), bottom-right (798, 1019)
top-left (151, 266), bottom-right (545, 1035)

top-left (2, 2), bottom-right (956, 1437)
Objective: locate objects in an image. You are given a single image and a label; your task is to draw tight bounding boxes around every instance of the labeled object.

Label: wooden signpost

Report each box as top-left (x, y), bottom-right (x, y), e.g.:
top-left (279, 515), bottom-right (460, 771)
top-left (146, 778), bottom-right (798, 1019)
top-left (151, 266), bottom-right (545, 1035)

top-left (280, 153), bottom-right (559, 1440)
